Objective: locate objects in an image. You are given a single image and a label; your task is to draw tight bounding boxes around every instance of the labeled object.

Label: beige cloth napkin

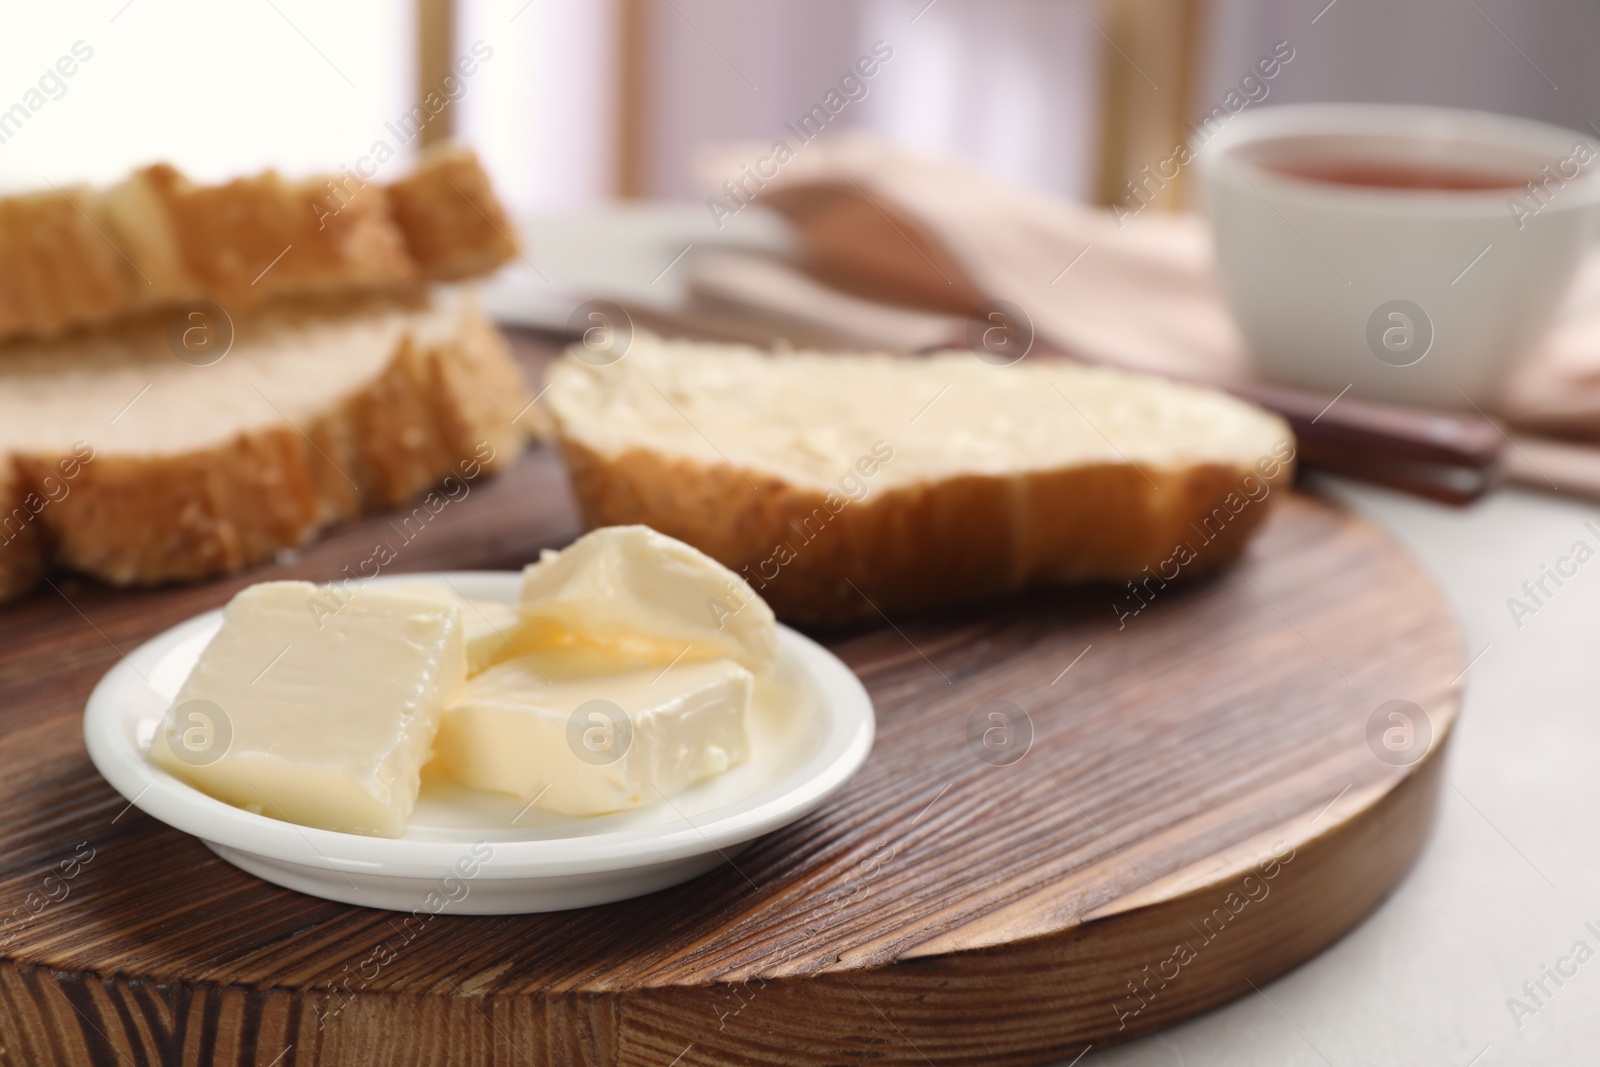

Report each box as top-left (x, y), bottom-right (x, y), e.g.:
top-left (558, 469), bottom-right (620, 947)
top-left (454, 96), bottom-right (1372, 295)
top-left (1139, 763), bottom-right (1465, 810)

top-left (695, 132), bottom-right (1600, 440)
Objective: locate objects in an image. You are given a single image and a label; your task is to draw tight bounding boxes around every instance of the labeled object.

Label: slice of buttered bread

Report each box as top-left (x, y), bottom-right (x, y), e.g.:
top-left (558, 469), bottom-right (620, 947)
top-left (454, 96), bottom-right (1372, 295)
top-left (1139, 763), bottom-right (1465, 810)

top-left (0, 290), bottom-right (531, 602)
top-left (544, 336), bottom-right (1295, 624)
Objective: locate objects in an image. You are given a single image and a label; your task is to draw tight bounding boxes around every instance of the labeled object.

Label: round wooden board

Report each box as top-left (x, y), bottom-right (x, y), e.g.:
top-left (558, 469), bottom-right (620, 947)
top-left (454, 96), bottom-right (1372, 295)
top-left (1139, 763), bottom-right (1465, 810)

top-left (0, 347), bottom-right (1464, 1066)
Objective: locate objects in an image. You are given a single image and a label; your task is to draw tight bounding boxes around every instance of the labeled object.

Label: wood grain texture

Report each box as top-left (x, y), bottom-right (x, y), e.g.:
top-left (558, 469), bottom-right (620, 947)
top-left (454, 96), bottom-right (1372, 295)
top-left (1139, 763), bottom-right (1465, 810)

top-left (0, 332), bottom-right (1464, 1065)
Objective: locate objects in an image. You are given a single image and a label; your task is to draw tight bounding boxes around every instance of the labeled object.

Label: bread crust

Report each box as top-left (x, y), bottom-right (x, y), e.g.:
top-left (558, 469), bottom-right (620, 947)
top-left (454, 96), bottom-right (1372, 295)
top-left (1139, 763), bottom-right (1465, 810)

top-left (0, 460), bottom-right (43, 601)
top-left (0, 149), bottom-right (517, 344)
top-left (0, 303), bottom-right (530, 601)
top-left (385, 145), bottom-right (520, 281)
top-left (0, 189), bottom-right (128, 340)
top-left (556, 436), bottom-right (1295, 625)
top-left (141, 163), bottom-right (417, 306)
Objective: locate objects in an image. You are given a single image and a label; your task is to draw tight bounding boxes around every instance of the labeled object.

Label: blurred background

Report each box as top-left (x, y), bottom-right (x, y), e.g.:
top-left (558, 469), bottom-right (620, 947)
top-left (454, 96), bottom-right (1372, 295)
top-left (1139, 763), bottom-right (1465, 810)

top-left (3, 0), bottom-right (1594, 211)
top-left (4, 7), bottom-right (1598, 1064)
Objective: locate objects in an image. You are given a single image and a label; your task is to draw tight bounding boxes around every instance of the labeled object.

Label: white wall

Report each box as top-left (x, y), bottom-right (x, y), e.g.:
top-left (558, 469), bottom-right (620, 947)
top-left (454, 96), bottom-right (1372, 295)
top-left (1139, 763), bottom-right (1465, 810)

top-left (857, 0), bottom-right (1104, 202)
top-left (0, 0), bottom-right (411, 191)
top-left (456, 0), bottom-right (618, 216)
top-left (0, 0), bottom-right (620, 215)
top-left (635, 0), bottom-right (1104, 202)
top-left (1200, 0), bottom-right (1600, 139)
top-left (631, 0), bottom-right (1597, 205)
top-left (0, 1), bottom-right (1588, 210)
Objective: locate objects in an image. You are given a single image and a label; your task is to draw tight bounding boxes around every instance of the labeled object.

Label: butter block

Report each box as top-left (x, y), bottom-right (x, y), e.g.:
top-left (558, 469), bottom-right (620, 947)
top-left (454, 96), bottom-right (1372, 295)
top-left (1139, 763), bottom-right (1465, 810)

top-left (389, 582), bottom-right (521, 675)
top-left (433, 656), bottom-right (753, 815)
top-left (150, 581), bottom-right (467, 837)
top-left (517, 525), bottom-right (778, 672)
top-left (459, 598), bottom-right (520, 675)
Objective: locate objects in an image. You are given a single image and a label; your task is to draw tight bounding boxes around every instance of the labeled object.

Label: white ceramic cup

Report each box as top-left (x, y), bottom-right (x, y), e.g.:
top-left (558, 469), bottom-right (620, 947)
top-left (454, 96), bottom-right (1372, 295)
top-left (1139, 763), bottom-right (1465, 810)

top-left (1198, 104), bottom-right (1600, 407)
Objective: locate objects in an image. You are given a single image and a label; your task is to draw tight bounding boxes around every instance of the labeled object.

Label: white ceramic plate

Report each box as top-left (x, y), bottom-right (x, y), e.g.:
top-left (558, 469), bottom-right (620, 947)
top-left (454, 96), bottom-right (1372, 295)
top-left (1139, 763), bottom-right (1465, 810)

top-left (83, 572), bottom-right (874, 914)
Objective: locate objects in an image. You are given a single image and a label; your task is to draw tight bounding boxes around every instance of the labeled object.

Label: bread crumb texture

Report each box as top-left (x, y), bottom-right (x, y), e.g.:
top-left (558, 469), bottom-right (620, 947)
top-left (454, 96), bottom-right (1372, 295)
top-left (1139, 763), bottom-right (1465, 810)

top-left (0, 290), bottom-right (531, 601)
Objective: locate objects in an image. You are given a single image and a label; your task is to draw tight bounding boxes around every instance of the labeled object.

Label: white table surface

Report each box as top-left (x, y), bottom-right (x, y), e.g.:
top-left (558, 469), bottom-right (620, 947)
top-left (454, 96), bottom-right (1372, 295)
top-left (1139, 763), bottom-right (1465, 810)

top-left (1074, 476), bottom-right (1600, 1067)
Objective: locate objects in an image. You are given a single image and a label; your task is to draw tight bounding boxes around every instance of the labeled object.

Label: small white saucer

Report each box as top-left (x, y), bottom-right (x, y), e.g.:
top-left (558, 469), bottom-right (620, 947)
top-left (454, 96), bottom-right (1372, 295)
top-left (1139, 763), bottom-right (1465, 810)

top-left (83, 572), bottom-right (875, 914)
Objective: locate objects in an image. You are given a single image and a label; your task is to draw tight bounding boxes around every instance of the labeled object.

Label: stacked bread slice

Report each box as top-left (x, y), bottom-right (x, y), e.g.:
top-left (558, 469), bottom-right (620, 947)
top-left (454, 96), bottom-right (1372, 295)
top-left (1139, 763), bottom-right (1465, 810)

top-left (0, 148), bottom-right (530, 603)
top-left (0, 145), bottom-right (516, 341)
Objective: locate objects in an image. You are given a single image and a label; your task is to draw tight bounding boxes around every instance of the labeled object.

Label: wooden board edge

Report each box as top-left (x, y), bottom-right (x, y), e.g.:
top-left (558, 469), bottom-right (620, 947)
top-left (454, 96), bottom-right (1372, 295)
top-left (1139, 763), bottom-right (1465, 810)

top-left (607, 717), bottom-right (1457, 1064)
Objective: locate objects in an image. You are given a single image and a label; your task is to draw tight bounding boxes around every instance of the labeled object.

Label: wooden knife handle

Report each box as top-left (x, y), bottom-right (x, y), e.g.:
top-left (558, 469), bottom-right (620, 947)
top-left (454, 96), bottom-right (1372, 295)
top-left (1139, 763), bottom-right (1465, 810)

top-left (1225, 381), bottom-right (1505, 504)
